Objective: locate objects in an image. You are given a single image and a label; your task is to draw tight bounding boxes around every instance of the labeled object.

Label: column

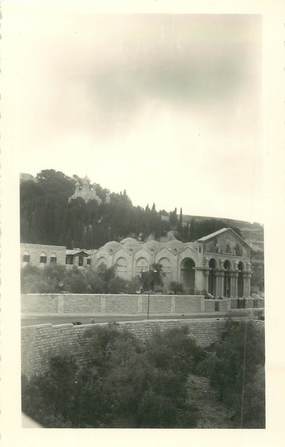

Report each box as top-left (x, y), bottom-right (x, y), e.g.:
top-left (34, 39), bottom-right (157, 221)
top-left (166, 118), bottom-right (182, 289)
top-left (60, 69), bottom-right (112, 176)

top-left (204, 269), bottom-right (210, 293)
top-left (215, 271), bottom-right (224, 298)
top-left (215, 272), bottom-right (220, 297)
top-left (243, 272), bottom-right (251, 297)
top-left (231, 272), bottom-right (238, 298)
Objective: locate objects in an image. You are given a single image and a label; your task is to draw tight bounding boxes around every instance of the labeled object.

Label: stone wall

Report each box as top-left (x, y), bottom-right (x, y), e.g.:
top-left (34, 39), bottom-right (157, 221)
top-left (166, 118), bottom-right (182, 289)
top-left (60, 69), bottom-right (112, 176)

top-left (21, 318), bottom-right (227, 378)
top-left (22, 293), bottom-right (205, 316)
top-left (22, 318), bottom-right (265, 379)
top-left (22, 293), bottom-right (264, 318)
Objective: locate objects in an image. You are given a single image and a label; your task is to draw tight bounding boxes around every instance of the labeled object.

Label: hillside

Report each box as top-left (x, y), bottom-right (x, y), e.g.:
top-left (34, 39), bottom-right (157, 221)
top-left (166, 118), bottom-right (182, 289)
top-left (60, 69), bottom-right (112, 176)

top-left (20, 169), bottom-right (263, 251)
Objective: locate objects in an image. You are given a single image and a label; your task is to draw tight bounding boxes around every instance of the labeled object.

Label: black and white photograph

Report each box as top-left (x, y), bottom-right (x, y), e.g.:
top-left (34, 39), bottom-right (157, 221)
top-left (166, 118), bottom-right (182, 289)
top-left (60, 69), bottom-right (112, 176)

top-left (5, 1), bottom-right (285, 441)
top-left (15, 12), bottom-right (266, 429)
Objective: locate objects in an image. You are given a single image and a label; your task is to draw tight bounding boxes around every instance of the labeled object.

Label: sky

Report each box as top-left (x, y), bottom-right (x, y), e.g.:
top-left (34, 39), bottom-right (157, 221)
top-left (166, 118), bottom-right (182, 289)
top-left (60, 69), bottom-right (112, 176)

top-left (7, 10), bottom-right (263, 222)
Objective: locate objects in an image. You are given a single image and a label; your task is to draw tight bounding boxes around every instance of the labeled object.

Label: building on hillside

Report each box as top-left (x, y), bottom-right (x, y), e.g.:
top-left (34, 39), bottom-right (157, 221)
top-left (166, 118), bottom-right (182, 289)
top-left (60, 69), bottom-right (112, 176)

top-left (21, 243), bottom-right (93, 268)
top-left (91, 228), bottom-right (252, 297)
top-left (20, 228), bottom-right (253, 297)
top-left (68, 176), bottom-right (102, 204)
top-left (21, 243), bottom-right (67, 267)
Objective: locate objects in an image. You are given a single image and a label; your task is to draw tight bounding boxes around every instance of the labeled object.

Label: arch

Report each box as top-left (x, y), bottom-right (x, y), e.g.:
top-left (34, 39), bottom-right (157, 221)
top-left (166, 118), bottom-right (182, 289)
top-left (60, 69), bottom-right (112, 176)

top-left (115, 256), bottom-right (128, 279)
top-left (96, 257), bottom-right (108, 270)
top-left (208, 258), bottom-right (217, 295)
top-left (135, 257), bottom-right (149, 276)
top-left (237, 261), bottom-right (244, 297)
top-left (144, 240), bottom-right (161, 253)
top-left (180, 258), bottom-right (195, 293)
top-left (157, 257), bottom-right (172, 282)
top-left (103, 241), bottom-right (121, 253)
top-left (223, 260), bottom-right (231, 297)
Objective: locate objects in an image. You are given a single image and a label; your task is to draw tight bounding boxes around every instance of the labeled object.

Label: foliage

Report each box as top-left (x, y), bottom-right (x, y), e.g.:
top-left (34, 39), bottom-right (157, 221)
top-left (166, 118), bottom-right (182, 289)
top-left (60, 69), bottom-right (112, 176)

top-left (169, 281), bottom-right (184, 294)
top-left (22, 325), bottom-right (202, 428)
top-left (139, 263), bottom-right (164, 292)
top-left (21, 264), bottom-right (129, 294)
top-left (20, 169), bottom-right (246, 249)
top-left (201, 319), bottom-right (265, 427)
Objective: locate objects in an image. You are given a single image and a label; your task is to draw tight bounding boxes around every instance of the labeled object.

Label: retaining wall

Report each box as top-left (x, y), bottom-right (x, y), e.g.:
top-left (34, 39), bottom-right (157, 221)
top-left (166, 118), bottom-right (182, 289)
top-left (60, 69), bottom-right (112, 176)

top-left (22, 318), bottom-right (265, 379)
top-left (21, 318), bottom-right (226, 378)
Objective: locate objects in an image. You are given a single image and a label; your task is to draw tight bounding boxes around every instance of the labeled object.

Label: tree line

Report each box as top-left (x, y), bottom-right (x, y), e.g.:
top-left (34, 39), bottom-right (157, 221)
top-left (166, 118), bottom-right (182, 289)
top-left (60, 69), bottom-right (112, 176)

top-left (20, 169), bottom-right (242, 249)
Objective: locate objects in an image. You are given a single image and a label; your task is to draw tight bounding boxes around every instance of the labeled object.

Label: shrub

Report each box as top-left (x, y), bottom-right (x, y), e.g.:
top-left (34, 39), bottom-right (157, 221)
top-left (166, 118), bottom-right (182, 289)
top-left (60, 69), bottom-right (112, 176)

top-left (204, 319), bottom-right (265, 427)
top-left (169, 281), bottom-right (184, 294)
top-left (22, 325), bottom-right (200, 428)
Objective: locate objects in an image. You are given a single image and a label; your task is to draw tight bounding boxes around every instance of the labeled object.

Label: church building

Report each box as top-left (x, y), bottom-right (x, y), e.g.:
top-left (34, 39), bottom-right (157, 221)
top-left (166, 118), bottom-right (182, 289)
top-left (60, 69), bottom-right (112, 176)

top-left (21, 228), bottom-right (252, 298)
top-left (92, 228), bottom-right (252, 298)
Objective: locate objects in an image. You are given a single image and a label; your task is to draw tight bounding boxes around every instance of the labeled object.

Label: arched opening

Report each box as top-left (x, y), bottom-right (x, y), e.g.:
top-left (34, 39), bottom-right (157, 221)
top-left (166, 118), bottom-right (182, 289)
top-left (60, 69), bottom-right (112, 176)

top-left (97, 257), bottom-right (108, 271)
top-left (115, 257), bottom-right (128, 280)
top-left (135, 257), bottom-right (149, 276)
top-left (208, 258), bottom-right (216, 295)
top-left (181, 258), bottom-right (195, 293)
top-left (158, 257), bottom-right (172, 283)
top-left (223, 260), bottom-right (231, 297)
top-left (237, 261), bottom-right (244, 297)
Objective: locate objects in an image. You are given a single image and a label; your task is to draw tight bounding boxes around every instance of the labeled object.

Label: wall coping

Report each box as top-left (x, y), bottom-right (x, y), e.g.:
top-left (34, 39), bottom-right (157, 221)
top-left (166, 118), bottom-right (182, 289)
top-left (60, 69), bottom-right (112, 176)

top-left (21, 293), bottom-right (204, 297)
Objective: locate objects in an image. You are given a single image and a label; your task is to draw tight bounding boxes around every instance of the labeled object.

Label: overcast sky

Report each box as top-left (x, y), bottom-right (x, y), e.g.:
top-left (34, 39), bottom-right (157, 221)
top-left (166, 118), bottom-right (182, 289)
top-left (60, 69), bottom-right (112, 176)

top-left (8, 11), bottom-right (263, 222)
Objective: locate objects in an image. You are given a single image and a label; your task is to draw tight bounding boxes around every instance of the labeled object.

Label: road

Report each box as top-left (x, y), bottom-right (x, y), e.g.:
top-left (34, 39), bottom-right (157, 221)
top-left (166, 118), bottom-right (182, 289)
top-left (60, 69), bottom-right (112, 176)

top-left (21, 310), bottom-right (259, 327)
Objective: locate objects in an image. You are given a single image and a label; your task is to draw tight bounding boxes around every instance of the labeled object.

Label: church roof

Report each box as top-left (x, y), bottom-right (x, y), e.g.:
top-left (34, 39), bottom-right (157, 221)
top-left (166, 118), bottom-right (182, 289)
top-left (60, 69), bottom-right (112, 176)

top-left (197, 227), bottom-right (251, 248)
top-left (120, 237), bottom-right (141, 246)
top-left (103, 241), bottom-right (122, 252)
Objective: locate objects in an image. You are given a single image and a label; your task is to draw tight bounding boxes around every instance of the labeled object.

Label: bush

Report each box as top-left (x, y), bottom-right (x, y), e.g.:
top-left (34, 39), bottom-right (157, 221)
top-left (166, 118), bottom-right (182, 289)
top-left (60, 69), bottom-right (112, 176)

top-left (169, 281), bottom-right (184, 294)
top-left (22, 325), bottom-right (201, 428)
top-left (204, 319), bottom-right (265, 427)
top-left (21, 263), bottom-right (138, 294)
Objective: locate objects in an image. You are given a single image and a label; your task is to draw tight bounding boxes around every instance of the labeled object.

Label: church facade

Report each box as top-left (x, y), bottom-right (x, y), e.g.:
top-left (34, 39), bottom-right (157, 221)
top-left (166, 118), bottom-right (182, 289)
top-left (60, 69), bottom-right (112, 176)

top-left (92, 228), bottom-right (252, 298)
top-left (21, 228), bottom-right (252, 298)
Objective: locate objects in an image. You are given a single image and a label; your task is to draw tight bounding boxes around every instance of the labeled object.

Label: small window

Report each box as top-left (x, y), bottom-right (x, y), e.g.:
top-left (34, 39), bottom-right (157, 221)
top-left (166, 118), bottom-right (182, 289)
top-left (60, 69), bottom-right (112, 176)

top-left (87, 258), bottom-right (91, 265)
top-left (50, 256), bottom-right (57, 264)
top-left (40, 255), bottom-right (47, 264)
top-left (23, 254), bottom-right (30, 263)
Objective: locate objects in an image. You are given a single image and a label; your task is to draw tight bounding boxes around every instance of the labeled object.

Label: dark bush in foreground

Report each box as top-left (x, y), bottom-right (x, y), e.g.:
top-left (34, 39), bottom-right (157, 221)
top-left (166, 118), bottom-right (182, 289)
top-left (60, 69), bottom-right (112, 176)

top-left (22, 321), bottom-right (265, 428)
top-left (202, 319), bottom-right (265, 428)
top-left (22, 325), bottom-right (202, 428)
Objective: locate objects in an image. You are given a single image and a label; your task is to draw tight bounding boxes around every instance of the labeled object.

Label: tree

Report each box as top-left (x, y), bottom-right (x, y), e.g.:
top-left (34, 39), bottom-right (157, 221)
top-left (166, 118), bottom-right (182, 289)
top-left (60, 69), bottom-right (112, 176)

top-left (140, 263), bottom-right (164, 292)
top-left (205, 319), bottom-right (265, 427)
top-left (169, 281), bottom-right (184, 294)
top-left (22, 325), bottom-right (201, 428)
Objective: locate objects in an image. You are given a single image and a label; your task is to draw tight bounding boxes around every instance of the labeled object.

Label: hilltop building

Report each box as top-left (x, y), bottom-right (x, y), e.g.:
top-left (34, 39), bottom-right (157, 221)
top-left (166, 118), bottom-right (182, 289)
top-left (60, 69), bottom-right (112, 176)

top-left (21, 228), bottom-right (252, 298)
top-left (69, 176), bottom-right (103, 204)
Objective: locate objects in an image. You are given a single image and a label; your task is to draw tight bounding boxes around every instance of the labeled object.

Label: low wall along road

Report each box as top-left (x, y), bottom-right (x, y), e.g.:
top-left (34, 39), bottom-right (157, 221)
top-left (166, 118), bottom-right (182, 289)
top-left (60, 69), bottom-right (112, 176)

top-left (22, 293), bottom-right (264, 319)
